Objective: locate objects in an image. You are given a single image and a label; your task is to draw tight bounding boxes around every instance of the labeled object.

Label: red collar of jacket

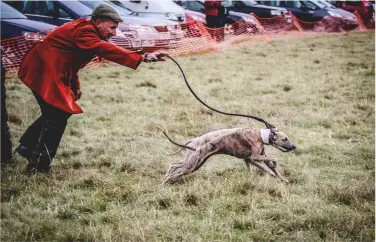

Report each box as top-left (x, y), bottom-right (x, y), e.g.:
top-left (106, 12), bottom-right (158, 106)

top-left (89, 19), bottom-right (107, 41)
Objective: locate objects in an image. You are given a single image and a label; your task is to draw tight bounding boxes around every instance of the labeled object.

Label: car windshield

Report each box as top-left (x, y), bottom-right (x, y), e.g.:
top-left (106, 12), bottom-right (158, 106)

top-left (315, 0), bottom-right (336, 8)
top-left (79, 1), bottom-right (132, 16)
top-left (243, 0), bottom-right (259, 6)
top-left (0, 2), bottom-right (27, 19)
top-left (303, 1), bottom-right (322, 9)
top-left (61, 1), bottom-right (93, 17)
top-left (115, 0), bottom-right (183, 13)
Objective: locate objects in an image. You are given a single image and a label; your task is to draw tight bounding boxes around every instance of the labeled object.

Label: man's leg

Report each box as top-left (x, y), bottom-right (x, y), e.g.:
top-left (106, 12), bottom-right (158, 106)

top-left (16, 116), bottom-right (44, 158)
top-left (26, 92), bottom-right (71, 173)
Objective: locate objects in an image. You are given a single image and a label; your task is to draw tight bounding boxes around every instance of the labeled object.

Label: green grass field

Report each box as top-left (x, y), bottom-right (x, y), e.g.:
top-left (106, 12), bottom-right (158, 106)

top-left (1, 31), bottom-right (375, 241)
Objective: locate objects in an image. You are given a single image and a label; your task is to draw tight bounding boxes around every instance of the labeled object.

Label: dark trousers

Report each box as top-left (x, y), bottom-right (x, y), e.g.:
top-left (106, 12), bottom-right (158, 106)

top-left (206, 15), bottom-right (225, 42)
top-left (19, 92), bottom-right (71, 160)
top-left (206, 15), bottom-right (220, 41)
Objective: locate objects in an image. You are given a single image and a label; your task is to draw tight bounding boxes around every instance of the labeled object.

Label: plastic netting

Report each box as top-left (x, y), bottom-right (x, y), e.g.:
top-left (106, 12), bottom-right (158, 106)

top-left (1, 12), bottom-right (373, 76)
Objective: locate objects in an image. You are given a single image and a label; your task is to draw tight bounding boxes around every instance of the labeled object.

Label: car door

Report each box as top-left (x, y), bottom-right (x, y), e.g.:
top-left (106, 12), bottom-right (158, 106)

top-left (278, 1), bottom-right (314, 21)
top-left (21, 0), bottom-right (74, 26)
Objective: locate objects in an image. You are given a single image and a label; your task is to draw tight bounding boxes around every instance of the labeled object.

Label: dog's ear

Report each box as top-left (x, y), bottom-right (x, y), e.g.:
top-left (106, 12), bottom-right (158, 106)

top-left (271, 127), bottom-right (279, 133)
top-left (270, 128), bottom-right (278, 141)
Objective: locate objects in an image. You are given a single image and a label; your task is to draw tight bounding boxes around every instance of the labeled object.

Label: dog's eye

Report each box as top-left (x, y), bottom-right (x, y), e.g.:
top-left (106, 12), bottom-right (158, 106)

top-left (283, 138), bottom-right (288, 141)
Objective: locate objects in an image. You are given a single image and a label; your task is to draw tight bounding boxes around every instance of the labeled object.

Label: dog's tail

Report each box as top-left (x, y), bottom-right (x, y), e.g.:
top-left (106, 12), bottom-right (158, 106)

top-left (166, 140), bottom-right (193, 155)
top-left (163, 132), bottom-right (196, 151)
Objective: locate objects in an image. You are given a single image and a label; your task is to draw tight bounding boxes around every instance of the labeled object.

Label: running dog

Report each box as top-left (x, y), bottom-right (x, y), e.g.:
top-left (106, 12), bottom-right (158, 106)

top-left (163, 127), bottom-right (296, 183)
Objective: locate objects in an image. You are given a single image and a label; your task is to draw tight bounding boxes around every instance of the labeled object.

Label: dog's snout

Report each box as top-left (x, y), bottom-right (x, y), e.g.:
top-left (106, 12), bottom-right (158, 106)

top-left (291, 144), bottom-right (296, 150)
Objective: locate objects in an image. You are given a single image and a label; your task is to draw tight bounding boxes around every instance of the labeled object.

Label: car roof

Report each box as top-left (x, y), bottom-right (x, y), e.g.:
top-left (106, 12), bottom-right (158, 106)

top-left (56, 0), bottom-right (93, 17)
top-left (1, 2), bottom-right (27, 19)
top-left (115, 0), bottom-right (184, 14)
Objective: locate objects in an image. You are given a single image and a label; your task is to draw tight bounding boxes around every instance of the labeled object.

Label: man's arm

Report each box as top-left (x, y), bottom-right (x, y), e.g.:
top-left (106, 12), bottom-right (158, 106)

top-left (75, 26), bottom-right (142, 69)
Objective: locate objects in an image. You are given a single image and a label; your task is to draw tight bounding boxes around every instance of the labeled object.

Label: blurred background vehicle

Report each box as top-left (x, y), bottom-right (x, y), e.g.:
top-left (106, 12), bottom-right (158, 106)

top-left (1, 2), bottom-right (57, 72)
top-left (110, 0), bottom-right (185, 43)
top-left (231, 0), bottom-right (290, 19)
top-left (175, 0), bottom-right (262, 35)
top-left (1, 2), bottom-right (56, 40)
top-left (4, 0), bottom-right (133, 49)
top-left (112, 0), bottom-right (186, 23)
top-left (257, 0), bottom-right (358, 30)
top-left (79, 0), bottom-right (173, 49)
top-left (330, 0), bottom-right (375, 28)
top-left (4, 0), bottom-right (176, 51)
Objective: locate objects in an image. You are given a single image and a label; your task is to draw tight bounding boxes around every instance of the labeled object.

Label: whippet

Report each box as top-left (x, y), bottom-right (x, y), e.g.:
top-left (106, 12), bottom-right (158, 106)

top-left (163, 127), bottom-right (296, 183)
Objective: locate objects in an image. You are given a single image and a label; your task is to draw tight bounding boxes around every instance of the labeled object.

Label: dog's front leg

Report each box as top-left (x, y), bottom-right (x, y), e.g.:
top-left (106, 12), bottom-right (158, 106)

top-left (244, 157), bottom-right (276, 178)
top-left (244, 159), bottom-right (251, 172)
top-left (264, 160), bottom-right (289, 183)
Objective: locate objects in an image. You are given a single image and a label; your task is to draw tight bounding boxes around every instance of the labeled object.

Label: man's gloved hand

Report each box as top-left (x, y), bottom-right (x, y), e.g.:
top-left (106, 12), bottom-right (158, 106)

top-left (74, 89), bottom-right (82, 101)
top-left (142, 51), bottom-right (168, 62)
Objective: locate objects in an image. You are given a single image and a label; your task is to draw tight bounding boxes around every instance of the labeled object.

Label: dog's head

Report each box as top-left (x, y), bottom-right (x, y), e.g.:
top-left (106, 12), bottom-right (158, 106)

top-left (261, 128), bottom-right (296, 152)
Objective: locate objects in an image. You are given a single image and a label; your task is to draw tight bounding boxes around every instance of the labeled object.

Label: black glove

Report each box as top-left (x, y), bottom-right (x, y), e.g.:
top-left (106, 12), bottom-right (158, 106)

top-left (74, 89), bottom-right (82, 101)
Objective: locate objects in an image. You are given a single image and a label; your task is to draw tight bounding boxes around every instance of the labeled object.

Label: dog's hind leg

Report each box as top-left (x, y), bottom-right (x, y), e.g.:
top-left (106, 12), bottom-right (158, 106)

top-left (164, 145), bottom-right (218, 183)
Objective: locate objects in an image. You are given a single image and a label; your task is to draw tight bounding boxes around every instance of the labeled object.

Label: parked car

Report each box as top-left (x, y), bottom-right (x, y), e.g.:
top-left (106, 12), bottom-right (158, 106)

top-left (79, 1), bottom-right (173, 49)
top-left (0, 2), bottom-right (57, 71)
top-left (1, 2), bottom-right (56, 40)
top-left (110, 0), bottom-right (185, 43)
top-left (330, 0), bottom-right (375, 27)
top-left (112, 0), bottom-right (186, 23)
top-left (231, 0), bottom-right (290, 18)
top-left (257, 0), bottom-right (358, 30)
top-left (4, 0), bottom-right (173, 50)
top-left (175, 0), bottom-right (262, 35)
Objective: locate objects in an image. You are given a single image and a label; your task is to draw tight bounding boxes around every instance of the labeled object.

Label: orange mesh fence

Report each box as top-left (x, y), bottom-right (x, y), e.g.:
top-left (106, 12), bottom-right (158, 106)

top-left (355, 10), bottom-right (369, 31)
top-left (1, 36), bottom-right (34, 76)
top-left (1, 13), bottom-right (373, 76)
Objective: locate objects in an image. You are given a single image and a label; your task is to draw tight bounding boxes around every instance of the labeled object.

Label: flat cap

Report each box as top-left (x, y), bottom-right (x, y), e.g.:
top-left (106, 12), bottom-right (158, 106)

top-left (91, 4), bottom-right (123, 23)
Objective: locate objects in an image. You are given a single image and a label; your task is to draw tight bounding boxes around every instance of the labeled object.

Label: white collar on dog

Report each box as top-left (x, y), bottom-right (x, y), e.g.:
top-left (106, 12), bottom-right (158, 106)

top-left (260, 128), bottom-right (271, 144)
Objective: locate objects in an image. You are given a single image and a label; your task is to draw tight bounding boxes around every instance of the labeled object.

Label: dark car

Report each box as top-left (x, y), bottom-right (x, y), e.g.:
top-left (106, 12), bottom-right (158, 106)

top-left (4, 0), bottom-right (133, 49)
top-left (231, 0), bottom-right (290, 18)
top-left (330, 0), bottom-right (375, 27)
top-left (0, 2), bottom-right (56, 40)
top-left (4, 0), bottom-right (175, 50)
top-left (0, 2), bottom-right (57, 73)
top-left (257, 0), bottom-right (358, 29)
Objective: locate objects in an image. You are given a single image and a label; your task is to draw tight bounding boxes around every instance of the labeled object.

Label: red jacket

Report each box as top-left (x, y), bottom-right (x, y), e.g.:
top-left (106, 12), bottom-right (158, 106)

top-left (204, 1), bottom-right (222, 16)
top-left (18, 18), bottom-right (142, 114)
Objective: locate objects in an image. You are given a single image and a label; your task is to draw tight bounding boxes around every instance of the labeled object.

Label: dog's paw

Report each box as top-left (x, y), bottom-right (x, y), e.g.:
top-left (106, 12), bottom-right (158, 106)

top-left (281, 177), bottom-right (289, 184)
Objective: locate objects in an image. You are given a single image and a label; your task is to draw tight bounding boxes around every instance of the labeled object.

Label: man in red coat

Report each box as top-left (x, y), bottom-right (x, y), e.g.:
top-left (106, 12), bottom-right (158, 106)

top-left (16, 4), bottom-right (166, 174)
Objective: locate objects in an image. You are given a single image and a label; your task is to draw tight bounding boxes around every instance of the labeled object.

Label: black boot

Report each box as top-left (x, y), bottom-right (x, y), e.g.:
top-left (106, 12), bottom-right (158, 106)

top-left (25, 151), bottom-right (51, 174)
top-left (24, 121), bottom-right (53, 174)
top-left (15, 144), bottom-right (32, 159)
